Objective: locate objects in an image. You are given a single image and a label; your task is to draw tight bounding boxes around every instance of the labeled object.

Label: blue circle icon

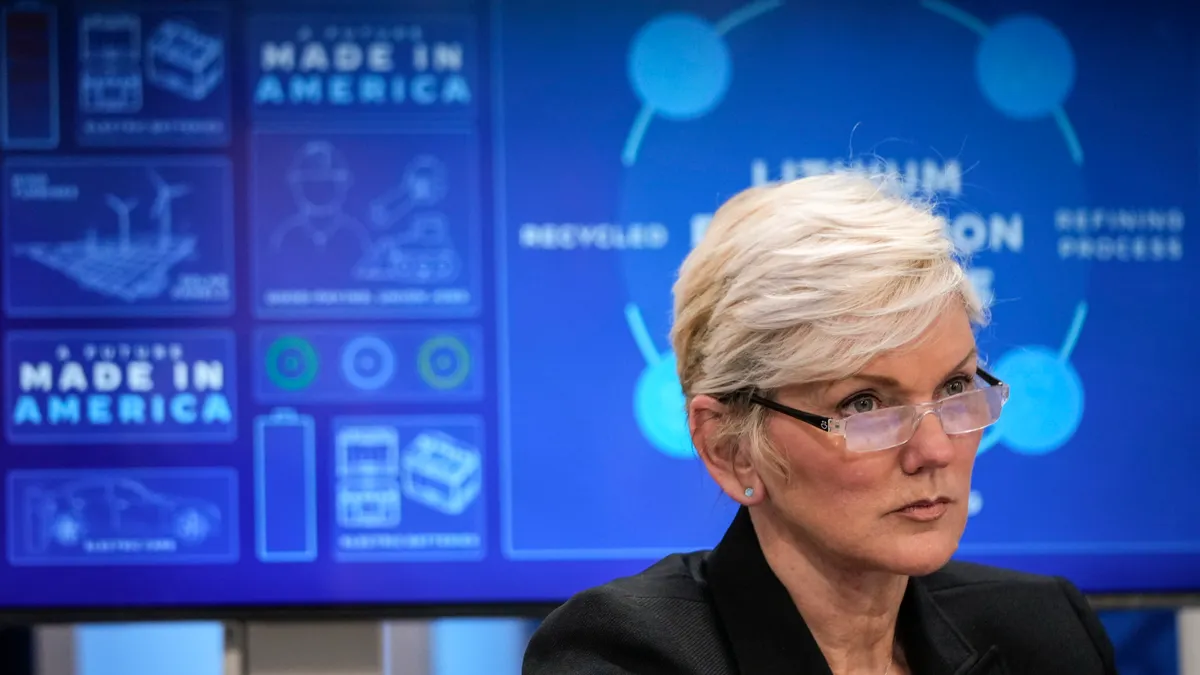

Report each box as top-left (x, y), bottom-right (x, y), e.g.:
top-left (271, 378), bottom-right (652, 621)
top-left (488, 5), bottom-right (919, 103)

top-left (628, 13), bottom-right (732, 120)
top-left (341, 335), bottom-right (395, 391)
top-left (991, 346), bottom-right (1084, 455)
top-left (634, 353), bottom-right (695, 459)
top-left (975, 14), bottom-right (1075, 119)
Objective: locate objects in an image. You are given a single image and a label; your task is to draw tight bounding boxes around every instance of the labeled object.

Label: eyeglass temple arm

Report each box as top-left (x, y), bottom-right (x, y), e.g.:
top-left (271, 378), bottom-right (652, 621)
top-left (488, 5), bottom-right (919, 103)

top-left (711, 390), bottom-right (834, 432)
top-left (976, 366), bottom-right (1002, 386)
top-left (742, 393), bottom-right (831, 428)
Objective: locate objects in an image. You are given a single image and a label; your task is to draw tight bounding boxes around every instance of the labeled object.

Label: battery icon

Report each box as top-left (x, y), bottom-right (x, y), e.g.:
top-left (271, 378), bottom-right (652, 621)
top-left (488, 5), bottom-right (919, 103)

top-left (2, 2), bottom-right (60, 149)
top-left (254, 407), bottom-right (317, 563)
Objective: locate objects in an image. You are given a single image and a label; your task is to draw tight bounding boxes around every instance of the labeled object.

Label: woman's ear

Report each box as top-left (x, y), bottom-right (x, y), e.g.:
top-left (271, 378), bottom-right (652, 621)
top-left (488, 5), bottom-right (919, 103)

top-left (688, 394), bottom-right (764, 505)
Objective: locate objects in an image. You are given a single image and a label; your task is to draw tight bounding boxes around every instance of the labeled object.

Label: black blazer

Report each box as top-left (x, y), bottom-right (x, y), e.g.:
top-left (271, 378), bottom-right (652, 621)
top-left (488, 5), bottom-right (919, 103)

top-left (523, 508), bottom-right (1118, 674)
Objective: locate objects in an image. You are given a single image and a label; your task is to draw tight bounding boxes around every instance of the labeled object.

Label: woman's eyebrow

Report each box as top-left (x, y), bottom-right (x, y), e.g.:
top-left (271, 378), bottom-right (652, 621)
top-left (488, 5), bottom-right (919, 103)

top-left (828, 348), bottom-right (979, 393)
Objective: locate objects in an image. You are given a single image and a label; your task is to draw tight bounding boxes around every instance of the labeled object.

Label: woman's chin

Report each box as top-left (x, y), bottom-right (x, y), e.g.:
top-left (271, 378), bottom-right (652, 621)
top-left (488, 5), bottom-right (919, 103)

top-left (879, 532), bottom-right (962, 577)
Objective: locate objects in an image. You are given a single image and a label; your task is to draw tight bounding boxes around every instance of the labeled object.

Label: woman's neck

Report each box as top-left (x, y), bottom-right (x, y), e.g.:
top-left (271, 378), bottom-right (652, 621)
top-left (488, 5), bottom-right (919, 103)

top-left (753, 510), bottom-right (907, 674)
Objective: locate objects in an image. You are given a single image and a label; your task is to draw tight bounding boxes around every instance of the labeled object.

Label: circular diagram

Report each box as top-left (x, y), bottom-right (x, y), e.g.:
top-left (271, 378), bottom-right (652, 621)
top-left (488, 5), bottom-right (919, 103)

top-left (417, 335), bottom-right (472, 390)
top-left (615, 0), bottom-right (1091, 460)
top-left (265, 335), bottom-right (320, 391)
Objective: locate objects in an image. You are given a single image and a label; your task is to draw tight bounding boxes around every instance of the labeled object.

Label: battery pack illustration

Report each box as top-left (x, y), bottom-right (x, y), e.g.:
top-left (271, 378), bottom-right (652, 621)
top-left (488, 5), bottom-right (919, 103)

top-left (254, 407), bottom-right (316, 562)
top-left (400, 430), bottom-right (482, 516)
top-left (334, 425), bottom-right (403, 530)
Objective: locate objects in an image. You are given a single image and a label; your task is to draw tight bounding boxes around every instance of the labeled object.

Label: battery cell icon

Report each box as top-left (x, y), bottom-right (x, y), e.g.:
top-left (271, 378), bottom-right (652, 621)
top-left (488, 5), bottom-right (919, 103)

top-left (78, 13), bottom-right (143, 114)
top-left (2, 3), bottom-right (61, 149)
top-left (254, 407), bottom-right (317, 563)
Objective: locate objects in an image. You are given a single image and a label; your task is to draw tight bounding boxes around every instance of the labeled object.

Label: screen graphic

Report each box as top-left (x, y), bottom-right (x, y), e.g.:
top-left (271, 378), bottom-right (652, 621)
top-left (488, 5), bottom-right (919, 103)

top-left (254, 325), bottom-right (483, 403)
top-left (254, 408), bottom-right (317, 563)
top-left (75, 5), bottom-right (231, 147)
top-left (494, 0), bottom-right (1199, 592)
top-left (330, 415), bottom-right (486, 562)
top-left (245, 13), bottom-right (477, 126)
top-left (0, 0), bottom-right (1197, 617)
top-left (7, 468), bottom-right (239, 566)
top-left (4, 330), bottom-right (237, 445)
top-left (1, 4), bottom-right (60, 150)
top-left (250, 129), bottom-right (482, 318)
top-left (2, 157), bottom-right (235, 318)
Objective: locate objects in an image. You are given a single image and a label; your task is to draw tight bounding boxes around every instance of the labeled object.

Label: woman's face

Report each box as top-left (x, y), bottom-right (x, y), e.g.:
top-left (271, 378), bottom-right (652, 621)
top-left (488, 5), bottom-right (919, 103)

top-left (758, 304), bottom-right (982, 576)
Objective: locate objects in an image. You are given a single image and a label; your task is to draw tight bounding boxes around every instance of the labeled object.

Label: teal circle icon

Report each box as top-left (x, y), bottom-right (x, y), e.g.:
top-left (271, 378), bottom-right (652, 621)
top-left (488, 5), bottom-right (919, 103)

top-left (975, 14), bottom-right (1075, 119)
top-left (265, 336), bottom-right (319, 391)
top-left (417, 335), bottom-right (471, 390)
top-left (991, 346), bottom-right (1084, 455)
top-left (628, 13), bottom-right (732, 120)
top-left (634, 353), bottom-right (695, 459)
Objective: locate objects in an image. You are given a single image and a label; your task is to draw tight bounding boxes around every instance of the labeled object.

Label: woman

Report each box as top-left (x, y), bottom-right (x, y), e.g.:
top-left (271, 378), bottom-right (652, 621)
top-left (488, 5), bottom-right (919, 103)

top-left (522, 172), bottom-right (1118, 674)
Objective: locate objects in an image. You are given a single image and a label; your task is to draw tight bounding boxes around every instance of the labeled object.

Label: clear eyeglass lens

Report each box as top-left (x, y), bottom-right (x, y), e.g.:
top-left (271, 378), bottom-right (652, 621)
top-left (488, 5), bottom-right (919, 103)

top-left (842, 386), bottom-right (1008, 453)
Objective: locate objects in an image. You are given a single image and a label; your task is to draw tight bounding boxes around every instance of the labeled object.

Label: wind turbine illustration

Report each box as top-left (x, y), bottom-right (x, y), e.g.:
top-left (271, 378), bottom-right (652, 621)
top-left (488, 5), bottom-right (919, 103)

top-left (104, 194), bottom-right (138, 253)
top-left (148, 169), bottom-right (191, 251)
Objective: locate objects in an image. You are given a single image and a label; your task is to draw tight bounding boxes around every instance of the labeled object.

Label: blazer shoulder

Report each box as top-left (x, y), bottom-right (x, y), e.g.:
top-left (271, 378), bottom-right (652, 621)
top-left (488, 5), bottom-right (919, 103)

top-left (522, 552), bottom-right (735, 675)
top-left (921, 561), bottom-right (1117, 673)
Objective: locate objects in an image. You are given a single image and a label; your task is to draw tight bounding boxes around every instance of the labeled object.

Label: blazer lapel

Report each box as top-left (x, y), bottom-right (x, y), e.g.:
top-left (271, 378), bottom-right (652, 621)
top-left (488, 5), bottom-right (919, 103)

top-left (705, 507), bottom-right (1010, 675)
top-left (954, 646), bottom-right (1009, 675)
top-left (897, 570), bottom-right (1010, 675)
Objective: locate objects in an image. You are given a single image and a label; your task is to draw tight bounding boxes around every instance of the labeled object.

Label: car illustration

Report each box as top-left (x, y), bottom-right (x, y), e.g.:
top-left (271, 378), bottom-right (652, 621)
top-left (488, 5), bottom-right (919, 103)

top-left (22, 476), bottom-right (222, 552)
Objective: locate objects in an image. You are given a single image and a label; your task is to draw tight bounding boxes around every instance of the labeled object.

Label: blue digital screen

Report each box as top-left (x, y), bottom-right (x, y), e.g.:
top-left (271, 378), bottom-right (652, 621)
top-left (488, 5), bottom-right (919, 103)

top-left (0, 0), bottom-right (1197, 617)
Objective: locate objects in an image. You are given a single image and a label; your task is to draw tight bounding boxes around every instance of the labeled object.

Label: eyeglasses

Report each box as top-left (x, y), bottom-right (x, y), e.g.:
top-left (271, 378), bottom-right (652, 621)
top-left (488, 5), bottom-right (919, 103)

top-left (726, 369), bottom-right (1009, 453)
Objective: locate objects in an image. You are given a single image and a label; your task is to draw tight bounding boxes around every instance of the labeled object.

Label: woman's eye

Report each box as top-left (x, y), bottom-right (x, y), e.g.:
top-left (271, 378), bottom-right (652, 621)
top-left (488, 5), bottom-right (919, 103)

top-left (841, 396), bottom-right (879, 416)
top-left (942, 378), bottom-right (970, 397)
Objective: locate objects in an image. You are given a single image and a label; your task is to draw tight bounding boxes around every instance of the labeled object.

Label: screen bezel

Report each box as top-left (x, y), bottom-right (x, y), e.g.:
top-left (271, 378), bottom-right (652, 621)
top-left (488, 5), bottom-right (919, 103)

top-left (1, 592), bottom-right (1199, 625)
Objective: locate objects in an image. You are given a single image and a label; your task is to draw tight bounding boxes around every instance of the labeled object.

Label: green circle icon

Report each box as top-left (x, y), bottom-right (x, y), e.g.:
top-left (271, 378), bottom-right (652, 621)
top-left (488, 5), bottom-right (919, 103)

top-left (265, 335), bottom-right (319, 391)
top-left (417, 335), bottom-right (471, 390)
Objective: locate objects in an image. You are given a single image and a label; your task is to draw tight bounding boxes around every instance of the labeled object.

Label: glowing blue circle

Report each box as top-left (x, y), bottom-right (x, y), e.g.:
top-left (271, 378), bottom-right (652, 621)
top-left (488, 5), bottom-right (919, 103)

top-left (634, 353), bottom-right (695, 459)
top-left (975, 14), bottom-right (1075, 119)
top-left (991, 346), bottom-right (1084, 455)
top-left (628, 13), bottom-right (732, 121)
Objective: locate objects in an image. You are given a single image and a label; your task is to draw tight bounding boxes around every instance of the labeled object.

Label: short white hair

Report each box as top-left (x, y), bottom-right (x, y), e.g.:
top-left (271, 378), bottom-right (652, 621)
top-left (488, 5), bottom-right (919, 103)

top-left (671, 169), bottom-right (987, 475)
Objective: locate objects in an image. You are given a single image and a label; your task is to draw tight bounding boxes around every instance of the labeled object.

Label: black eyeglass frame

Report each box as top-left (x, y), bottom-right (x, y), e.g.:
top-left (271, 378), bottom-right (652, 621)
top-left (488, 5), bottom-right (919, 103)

top-left (720, 367), bottom-right (1006, 436)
